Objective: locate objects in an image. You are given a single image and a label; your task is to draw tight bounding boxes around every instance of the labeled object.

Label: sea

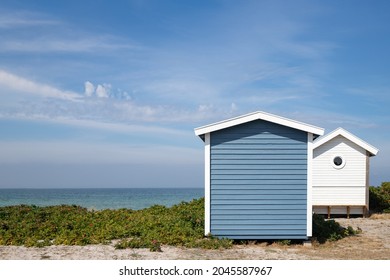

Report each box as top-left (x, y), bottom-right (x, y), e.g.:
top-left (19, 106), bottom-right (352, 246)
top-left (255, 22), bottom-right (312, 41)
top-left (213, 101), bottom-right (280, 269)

top-left (0, 188), bottom-right (204, 210)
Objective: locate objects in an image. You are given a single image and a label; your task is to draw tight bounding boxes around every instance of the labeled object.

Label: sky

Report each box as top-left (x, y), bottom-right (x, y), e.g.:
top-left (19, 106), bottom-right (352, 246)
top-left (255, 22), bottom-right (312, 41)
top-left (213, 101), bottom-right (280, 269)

top-left (0, 0), bottom-right (389, 188)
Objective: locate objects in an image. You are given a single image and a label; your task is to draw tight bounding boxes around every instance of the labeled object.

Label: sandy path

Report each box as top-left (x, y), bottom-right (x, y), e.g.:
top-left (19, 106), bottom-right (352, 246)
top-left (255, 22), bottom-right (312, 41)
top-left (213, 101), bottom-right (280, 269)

top-left (1, 215), bottom-right (389, 260)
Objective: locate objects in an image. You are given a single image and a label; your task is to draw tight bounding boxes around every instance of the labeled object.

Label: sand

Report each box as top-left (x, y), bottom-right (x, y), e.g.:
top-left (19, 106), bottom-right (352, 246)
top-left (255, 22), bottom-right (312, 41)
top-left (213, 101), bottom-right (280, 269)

top-left (1, 214), bottom-right (389, 260)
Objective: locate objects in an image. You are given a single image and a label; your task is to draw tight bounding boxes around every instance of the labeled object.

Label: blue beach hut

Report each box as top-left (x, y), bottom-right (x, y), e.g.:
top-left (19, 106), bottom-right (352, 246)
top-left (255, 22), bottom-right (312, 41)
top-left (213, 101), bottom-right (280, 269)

top-left (195, 111), bottom-right (324, 240)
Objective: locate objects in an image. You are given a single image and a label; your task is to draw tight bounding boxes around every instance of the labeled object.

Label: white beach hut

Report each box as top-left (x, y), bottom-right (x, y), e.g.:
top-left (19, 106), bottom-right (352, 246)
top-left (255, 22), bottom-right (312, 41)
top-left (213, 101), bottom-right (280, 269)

top-left (312, 128), bottom-right (379, 217)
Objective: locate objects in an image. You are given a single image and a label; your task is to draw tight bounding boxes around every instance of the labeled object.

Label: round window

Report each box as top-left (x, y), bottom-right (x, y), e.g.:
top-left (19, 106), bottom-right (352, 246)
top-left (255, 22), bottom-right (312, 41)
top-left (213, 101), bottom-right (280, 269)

top-left (333, 156), bottom-right (343, 166)
top-left (332, 155), bottom-right (346, 169)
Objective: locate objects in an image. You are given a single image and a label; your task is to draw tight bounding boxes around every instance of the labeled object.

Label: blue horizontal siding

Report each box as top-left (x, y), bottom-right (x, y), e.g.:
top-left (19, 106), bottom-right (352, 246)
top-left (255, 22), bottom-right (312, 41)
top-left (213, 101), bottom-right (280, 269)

top-left (213, 235), bottom-right (308, 239)
top-left (213, 214), bottom-right (307, 220)
top-left (213, 224), bottom-right (306, 230)
top-left (211, 179), bottom-right (307, 185)
top-left (211, 159), bottom-right (307, 165)
top-left (212, 144), bottom-right (306, 149)
top-left (212, 209), bottom-right (307, 215)
top-left (212, 229), bottom-right (306, 235)
top-left (209, 119), bottom-right (308, 239)
top-left (212, 169), bottom-right (306, 175)
top-left (212, 219), bottom-right (306, 225)
top-left (211, 189), bottom-right (306, 195)
top-left (212, 154), bottom-right (306, 160)
top-left (211, 200), bottom-right (307, 205)
top-left (212, 194), bottom-right (306, 200)
top-left (211, 204), bottom-right (306, 210)
top-left (212, 185), bottom-right (306, 190)
top-left (212, 164), bottom-right (306, 169)
top-left (213, 150), bottom-right (306, 155)
top-left (212, 174), bottom-right (306, 180)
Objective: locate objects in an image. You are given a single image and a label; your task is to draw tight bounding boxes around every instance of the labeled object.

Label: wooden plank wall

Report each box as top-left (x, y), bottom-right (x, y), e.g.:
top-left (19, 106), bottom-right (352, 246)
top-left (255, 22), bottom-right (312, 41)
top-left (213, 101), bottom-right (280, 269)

top-left (210, 120), bottom-right (308, 239)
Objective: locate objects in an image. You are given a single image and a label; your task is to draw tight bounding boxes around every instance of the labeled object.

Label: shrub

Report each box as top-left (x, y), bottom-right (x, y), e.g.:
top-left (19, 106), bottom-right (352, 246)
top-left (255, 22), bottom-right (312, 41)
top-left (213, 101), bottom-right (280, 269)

top-left (276, 239), bottom-right (291, 246)
top-left (4, 198), bottom-right (364, 248)
top-left (312, 214), bottom-right (360, 244)
top-left (0, 198), bottom-right (232, 249)
top-left (369, 182), bottom-right (390, 213)
top-left (115, 238), bottom-right (149, 249)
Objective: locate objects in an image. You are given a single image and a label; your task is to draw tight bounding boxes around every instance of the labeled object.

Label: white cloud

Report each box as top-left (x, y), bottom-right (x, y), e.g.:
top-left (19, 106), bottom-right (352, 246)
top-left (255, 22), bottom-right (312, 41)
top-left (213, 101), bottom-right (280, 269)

top-left (84, 81), bottom-right (95, 97)
top-left (40, 117), bottom-right (190, 138)
top-left (0, 2), bottom-right (340, 128)
top-left (96, 84), bottom-right (110, 98)
top-left (0, 69), bottom-right (80, 101)
top-left (0, 11), bottom-right (59, 28)
top-left (0, 70), bottom-right (315, 129)
top-left (84, 81), bottom-right (115, 99)
top-left (0, 37), bottom-right (137, 53)
top-left (0, 10), bottom-right (140, 53)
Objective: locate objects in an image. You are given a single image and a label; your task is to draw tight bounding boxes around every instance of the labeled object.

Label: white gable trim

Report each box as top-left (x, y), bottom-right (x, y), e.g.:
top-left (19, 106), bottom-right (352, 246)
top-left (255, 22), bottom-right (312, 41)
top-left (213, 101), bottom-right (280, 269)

top-left (313, 127), bottom-right (379, 156)
top-left (194, 111), bottom-right (324, 137)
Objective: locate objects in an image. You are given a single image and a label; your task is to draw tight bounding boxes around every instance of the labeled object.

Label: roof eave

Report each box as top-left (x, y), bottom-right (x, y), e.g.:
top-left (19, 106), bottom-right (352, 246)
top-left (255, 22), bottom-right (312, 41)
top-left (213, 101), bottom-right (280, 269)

top-left (194, 111), bottom-right (324, 137)
top-left (313, 127), bottom-right (379, 156)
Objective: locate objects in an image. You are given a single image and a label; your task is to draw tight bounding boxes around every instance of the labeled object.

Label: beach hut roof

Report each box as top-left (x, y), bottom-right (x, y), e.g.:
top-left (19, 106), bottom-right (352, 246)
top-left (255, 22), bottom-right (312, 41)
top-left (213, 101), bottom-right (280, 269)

top-left (194, 111), bottom-right (324, 138)
top-left (313, 127), bottom-right (379, 156)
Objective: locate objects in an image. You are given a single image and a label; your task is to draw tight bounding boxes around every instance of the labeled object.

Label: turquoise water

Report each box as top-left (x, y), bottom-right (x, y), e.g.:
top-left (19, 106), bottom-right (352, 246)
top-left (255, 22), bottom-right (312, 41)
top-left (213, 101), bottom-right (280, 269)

top-left (0, 188), bottom-right (204, 210)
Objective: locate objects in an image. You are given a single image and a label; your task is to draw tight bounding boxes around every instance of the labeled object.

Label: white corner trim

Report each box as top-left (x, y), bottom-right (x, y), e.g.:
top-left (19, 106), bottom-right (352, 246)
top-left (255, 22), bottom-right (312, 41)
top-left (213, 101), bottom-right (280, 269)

top-left (194, 111), bottom-right (324, 137)
top-left (307, 133), bottom-right (313, 237)
top-left (204, 133), bottom-right (211, 236)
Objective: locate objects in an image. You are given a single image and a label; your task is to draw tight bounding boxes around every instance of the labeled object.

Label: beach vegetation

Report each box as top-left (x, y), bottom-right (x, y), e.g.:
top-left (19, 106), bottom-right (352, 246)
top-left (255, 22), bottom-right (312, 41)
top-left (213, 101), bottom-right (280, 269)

top-left (312, 214), bottom-right (361, 244)
top-left (0, 198), bottom-right (359, 249)
top-left (0, 198), bottom-right (232, 250)
top-left (369, 182), bottom-right (390, 213)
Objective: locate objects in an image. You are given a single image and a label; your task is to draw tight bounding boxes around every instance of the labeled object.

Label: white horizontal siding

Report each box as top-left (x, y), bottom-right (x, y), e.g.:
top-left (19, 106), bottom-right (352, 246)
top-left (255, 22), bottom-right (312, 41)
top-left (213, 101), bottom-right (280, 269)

top-left (313, 135), bottom-right (367, 187)
top-left (312, 186), bottom-right (366, 205)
